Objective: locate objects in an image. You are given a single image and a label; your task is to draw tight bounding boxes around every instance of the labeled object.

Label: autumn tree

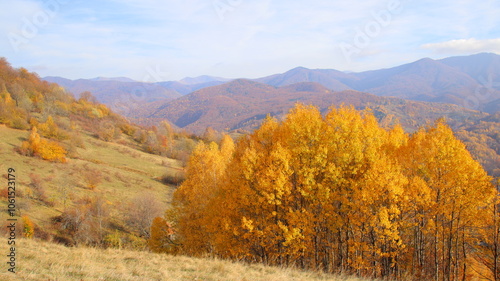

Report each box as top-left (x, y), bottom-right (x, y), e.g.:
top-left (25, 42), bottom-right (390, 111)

top-left (37, 115), bottom-right (61, 139)
top-left (157, 120), bottom-right (175, 155)
top-left (22, 215), bottom-right (35, 238)
top-left (396, 120), bottom-right (496, 280)
top-left (89, 196), bottom-right (110, 242)
top-left (0, 89), bottom-right (28, 129)
top-left (57, 196), bottom-right (110, 245)
top-left (79, 91), bottom-right (98, 104)
top-left (202, 126), bottom-right (220, 143)
top-left (126, 192), bottom-right (164, 238)
top-left (96, 120), bottom-right (119, 141)
top-left (474, 179), bottom-right (500, 281)
top-left (167, 136), bottom-right (234, 255)
top-left (20, 127), bottom-right (67, 163)
top-left (148, 217), bottom-right (175, 253)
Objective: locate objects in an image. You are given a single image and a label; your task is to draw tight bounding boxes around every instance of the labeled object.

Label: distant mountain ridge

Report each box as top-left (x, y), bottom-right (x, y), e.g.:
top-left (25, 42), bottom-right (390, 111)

top-left (179, 75), bottom-right (230, 85)
top-left (439, 53), bottom-right (500, 90)
top-left (253, 53), bottom-right (500, 112)
top-left (43, 76), bottom-right (182, 115)
top-left (89, 77), bottom-right (137, 83)
top-left (255, 66), bottom-right (352, 91)
top-left (43, 75), bottom-right (230, 114)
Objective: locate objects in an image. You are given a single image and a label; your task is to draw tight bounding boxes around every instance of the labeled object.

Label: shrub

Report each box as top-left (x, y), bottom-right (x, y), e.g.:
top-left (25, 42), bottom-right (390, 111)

top-left (22, 215), bottom-right (35, 238)
top-left (10, 116), bottom-right (30, 129)
top-left (125, 192), bottom-right (164, 238)
top-left (28, 173), bottom-right (48, 203)
top-left (81, 166), bottom-right (102, 190)
top-left (161, 171), bottom-right (186, 186)
top-left (20, 127), bottom-right (67, 162)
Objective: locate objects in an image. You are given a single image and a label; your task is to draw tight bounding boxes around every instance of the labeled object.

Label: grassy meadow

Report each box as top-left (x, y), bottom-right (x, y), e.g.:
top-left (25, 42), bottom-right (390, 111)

top-left (0, 238), bottom-right (377, 281)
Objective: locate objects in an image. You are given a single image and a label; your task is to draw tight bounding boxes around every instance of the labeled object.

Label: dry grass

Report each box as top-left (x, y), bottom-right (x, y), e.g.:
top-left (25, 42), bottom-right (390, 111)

top-left (0, 239), bottom-right (376, 281)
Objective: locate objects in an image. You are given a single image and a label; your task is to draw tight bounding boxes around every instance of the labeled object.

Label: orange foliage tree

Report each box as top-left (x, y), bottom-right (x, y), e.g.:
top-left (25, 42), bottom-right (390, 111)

top-left (22, 215), bottom-right (35, 238)
top-left (21, 127), bottom-right (67, 163)
top-left (148, 217), bottom-right (175, 253)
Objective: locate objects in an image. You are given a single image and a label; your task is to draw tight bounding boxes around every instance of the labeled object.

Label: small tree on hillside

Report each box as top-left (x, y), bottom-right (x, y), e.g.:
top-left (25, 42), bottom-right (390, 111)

top-left (20, 127), bottom-right (67, 163)
top-left (148, 217), bottom-right (175, 253)
top-left (22, 215), bottom-right (35, 238)
top-left (126, 192), bottom-right (164, 238)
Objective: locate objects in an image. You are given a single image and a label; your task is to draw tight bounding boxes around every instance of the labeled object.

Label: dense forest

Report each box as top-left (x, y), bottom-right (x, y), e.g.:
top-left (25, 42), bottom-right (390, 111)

top-left (154, 105), bottom-right (500, 281)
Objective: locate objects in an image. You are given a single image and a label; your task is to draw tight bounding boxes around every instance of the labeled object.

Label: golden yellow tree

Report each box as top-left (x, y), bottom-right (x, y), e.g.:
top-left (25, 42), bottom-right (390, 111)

top-left (22, 215), bottom-right (35, 238)
top-left (148, 217), bottom-right (175, 253)
top-left (169, 136), bottom-right (234, 255)
top-left (38, 115), bottom-right (60, 139)
top-left (21, 127), bottom-right (67, 162)
top-left (398, 120), bottom-right (495, 280)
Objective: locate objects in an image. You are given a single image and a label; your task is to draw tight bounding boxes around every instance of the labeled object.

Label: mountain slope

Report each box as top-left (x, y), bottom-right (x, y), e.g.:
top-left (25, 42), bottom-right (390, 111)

top-left (255, 66), bottom-right (353, 91)
top-left (0, 57), bottom-right (193, 249)
top-left (439, 53), bottom-right (500, 90)
top-left (350, 58), bottom-right (480, 104)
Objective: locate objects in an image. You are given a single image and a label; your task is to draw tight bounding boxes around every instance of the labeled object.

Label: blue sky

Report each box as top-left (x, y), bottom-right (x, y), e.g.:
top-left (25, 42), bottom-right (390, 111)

top-left (1, 0), bottom-right (499, 81)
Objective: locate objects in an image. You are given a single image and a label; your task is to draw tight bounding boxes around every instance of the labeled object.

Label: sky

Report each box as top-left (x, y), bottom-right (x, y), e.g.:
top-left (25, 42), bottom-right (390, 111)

top-left (1, 0), bottom-right (499, 81)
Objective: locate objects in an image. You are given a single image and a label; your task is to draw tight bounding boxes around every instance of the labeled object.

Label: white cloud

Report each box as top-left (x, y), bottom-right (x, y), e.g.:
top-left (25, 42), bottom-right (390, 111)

top-left (421, 38), bottom-right (500, 54)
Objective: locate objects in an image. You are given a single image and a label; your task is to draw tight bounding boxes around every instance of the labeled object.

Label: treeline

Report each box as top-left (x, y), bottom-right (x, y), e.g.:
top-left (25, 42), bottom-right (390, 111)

top-left (154, 104), bottom-right (499, 281)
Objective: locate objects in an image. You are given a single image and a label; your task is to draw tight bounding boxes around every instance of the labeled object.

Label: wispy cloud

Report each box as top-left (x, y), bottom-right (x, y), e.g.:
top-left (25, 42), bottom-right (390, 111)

top-left (1, 0), bottom-right (500, 80)
top-left (422, 38), bottom-right (500, 54)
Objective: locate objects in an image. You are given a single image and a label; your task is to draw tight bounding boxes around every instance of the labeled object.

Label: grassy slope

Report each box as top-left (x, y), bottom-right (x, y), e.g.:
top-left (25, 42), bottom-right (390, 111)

top-left (0, 238), bottom-right (375, 281)
top-left (0, 124), bottom-right (179, 236)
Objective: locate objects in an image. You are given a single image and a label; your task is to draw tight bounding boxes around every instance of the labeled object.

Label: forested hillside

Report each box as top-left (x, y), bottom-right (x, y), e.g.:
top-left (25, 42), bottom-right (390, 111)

top-left (145, 79), bottom-right (486, 134)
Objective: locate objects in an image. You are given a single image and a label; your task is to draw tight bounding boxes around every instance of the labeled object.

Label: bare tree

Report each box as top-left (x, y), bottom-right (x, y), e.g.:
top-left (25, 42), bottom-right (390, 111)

top-left (126, 192), bottom-right (164, 238)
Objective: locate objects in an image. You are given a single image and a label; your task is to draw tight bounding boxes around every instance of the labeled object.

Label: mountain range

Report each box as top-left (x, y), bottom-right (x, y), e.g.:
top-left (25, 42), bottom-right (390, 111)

top-left (44, 53), bottom-right (500, 118)
top-left (255, 53), bottom-right (499, 110)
